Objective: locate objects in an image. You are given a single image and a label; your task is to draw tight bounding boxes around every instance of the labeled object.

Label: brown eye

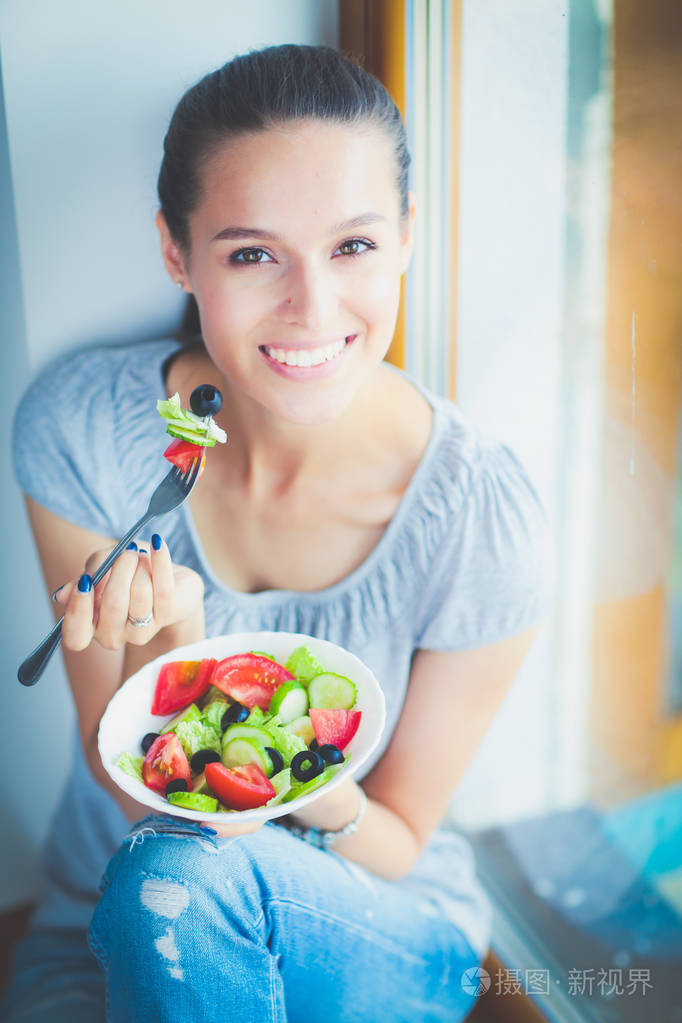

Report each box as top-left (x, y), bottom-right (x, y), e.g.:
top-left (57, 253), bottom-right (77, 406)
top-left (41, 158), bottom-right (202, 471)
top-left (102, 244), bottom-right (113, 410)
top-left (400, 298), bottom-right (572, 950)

top-left (230, 247), bottom-right (273, 265)
top-left (335, 238), bottom-right (374, 258)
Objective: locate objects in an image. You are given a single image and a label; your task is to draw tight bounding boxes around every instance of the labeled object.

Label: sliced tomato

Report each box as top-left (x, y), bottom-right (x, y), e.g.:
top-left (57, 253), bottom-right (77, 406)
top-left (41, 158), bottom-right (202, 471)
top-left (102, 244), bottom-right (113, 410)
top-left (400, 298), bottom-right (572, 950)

top-left (211, 654), bottom-right (294, 710)
top-left (163, 438), bottom-right (206, 477)
top-left (309, 708), bottom-right (362, 751)
top-left (151, 658), bottom-right (217, 716)
top-left (204, 761), bottom-right (275, 810)
top-left (142, 733), bottom-right (191, 794)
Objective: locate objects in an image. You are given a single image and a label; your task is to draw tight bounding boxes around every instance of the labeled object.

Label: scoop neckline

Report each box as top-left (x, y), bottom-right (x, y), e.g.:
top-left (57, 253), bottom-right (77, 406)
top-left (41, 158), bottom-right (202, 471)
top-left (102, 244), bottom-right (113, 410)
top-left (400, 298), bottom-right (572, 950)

top-left (154, 338), bottom-right (446, 606)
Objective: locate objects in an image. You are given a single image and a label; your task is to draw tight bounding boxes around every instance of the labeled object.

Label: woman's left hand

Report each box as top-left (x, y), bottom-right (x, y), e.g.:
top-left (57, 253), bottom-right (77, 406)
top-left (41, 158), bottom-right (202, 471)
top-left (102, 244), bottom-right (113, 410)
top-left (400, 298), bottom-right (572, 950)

top-left (198, 817), bottom-right (265, 839)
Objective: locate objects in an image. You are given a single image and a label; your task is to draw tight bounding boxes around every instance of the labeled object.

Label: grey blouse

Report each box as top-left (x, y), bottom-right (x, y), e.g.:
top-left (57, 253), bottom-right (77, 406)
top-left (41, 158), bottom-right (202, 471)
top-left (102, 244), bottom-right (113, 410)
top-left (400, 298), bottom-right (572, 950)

top-left (13, 338), bottom-right (554, 959)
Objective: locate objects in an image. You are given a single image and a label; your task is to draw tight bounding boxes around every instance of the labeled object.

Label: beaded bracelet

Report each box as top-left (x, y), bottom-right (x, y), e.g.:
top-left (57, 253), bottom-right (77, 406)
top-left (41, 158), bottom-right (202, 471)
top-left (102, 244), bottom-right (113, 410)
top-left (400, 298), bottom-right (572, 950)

top-left (283, 788), bottom-right (368, 850)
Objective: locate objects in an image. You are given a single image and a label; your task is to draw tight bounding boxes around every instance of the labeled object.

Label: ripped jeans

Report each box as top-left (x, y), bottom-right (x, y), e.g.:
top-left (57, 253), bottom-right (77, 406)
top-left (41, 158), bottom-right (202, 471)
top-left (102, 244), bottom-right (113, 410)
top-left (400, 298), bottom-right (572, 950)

top-left (3, 814), bottom-right (482, 1023)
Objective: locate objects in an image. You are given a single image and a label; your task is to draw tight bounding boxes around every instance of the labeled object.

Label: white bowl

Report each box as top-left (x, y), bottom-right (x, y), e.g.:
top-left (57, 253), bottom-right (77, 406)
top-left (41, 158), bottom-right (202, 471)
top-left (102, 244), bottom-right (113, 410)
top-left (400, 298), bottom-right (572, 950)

top-left (98, 631), bottom-right (386, 824)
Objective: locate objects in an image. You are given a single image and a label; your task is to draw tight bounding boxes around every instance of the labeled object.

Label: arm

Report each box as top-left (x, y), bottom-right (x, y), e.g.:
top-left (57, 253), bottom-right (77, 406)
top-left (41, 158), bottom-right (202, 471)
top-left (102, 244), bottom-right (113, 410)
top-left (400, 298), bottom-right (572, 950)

top-left (287, 627), bottom-right (538, 880)
top-left (25, 496), bottom-right (206, 824)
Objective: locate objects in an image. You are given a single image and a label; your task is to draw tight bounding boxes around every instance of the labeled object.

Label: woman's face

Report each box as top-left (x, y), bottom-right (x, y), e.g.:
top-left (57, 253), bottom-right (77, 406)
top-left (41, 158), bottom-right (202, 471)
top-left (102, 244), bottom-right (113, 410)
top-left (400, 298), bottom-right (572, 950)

top-left (160, 119), bottom-right (414, 426)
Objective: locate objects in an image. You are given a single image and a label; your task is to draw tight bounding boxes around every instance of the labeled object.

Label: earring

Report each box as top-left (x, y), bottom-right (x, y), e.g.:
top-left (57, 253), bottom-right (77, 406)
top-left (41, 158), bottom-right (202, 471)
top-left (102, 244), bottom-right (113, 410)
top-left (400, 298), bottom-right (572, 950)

top-left (176, 280), bottom-right (183, 289)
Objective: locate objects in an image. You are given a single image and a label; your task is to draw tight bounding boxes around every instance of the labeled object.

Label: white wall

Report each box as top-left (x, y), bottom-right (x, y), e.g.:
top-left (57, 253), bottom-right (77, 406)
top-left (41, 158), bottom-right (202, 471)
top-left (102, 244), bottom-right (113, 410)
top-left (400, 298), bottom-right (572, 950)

top-left (1, 0), bottom-right (337, 913)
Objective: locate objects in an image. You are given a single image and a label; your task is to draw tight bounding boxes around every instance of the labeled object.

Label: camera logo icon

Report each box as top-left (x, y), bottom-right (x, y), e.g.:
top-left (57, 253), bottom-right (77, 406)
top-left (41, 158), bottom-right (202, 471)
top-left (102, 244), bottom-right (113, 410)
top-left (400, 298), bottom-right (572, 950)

top-left (460, 966), bottom-right (491, 997)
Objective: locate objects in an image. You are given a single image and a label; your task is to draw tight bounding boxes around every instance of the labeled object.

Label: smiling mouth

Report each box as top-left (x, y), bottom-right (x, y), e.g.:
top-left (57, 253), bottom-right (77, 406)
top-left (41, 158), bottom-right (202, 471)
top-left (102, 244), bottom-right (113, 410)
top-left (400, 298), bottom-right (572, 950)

top-left (259, 336), bottom-right (356, 368)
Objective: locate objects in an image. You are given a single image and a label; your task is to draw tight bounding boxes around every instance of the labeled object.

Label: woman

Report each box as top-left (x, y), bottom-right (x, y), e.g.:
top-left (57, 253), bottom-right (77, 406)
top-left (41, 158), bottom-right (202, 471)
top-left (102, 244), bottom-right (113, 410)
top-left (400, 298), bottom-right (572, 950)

top-left (4, 44), bottom-right (552, 1023)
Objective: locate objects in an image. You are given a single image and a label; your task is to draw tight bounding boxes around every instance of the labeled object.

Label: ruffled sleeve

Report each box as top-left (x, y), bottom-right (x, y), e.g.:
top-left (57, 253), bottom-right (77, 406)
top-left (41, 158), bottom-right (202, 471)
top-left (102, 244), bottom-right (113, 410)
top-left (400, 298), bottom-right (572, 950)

top-left (415, 428), bottom-right (555, 651)
top-left (12, 346), bottom-right (127, 537)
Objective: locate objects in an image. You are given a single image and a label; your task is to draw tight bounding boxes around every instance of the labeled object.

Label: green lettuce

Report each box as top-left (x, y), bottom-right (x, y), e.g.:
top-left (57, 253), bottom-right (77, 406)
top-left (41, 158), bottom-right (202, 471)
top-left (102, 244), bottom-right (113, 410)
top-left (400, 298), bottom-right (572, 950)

top-left (174, 720), bottom-right (221, 759)
top-left (285, 645), bottom-right (325, 684)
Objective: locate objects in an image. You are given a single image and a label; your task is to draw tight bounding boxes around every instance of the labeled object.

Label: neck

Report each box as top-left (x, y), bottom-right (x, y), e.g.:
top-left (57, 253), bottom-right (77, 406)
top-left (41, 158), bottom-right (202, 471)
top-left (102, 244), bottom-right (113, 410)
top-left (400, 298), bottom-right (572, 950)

top-left (211, 370), bottom-right (386, 499)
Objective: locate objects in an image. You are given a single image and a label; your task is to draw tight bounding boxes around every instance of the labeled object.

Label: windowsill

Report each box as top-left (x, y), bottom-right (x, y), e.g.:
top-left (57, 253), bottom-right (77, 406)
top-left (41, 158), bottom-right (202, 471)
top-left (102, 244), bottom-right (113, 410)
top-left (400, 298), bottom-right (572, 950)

top-left (464, 794), bottom-right (682, 1023)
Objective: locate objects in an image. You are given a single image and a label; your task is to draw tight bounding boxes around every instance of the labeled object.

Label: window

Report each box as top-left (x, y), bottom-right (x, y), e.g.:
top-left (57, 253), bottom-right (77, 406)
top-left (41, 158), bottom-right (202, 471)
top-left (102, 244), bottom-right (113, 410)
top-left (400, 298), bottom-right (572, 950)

top-left (342, 2), bottom-right (682, 1019)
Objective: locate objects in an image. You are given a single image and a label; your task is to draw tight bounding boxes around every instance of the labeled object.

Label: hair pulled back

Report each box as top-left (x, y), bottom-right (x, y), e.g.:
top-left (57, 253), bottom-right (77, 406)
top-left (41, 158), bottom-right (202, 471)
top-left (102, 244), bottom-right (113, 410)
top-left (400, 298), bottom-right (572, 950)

top-left (158, 44), bottom-right (410, 251)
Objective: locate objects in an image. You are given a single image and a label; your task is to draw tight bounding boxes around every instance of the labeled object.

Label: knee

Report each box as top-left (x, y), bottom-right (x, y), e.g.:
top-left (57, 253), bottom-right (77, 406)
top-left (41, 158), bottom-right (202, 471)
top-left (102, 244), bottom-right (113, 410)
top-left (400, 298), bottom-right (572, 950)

top-left (88, 829), bottom-right (268, 967)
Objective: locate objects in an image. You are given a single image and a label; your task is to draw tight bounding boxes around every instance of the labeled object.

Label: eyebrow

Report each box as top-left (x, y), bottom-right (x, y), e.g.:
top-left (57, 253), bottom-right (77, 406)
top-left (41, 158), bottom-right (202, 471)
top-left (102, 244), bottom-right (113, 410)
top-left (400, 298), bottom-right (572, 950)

top-left (211, 212), bottom-right (388, 243)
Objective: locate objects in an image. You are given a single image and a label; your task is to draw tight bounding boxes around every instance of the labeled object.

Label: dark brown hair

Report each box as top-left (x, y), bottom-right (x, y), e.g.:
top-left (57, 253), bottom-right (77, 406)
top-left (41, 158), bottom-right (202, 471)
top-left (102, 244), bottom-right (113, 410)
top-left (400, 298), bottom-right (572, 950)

top-left (157, 43), bottom-right (410, 254)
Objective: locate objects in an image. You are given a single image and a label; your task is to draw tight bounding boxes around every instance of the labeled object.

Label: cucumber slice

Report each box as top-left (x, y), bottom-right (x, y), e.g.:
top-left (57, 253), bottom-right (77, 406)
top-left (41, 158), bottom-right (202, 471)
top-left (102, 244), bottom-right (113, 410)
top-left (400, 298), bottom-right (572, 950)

top-left (281, 767), bottom-right (332, 803)
top-left (282, 715), bottom-right (315, 746)
top-left (166, 424), bottom-right (216, 447)
top-left (222, 737), bottom-right (273, 775)
top-left (167, 791), bottom-right (218, 813)
top-left (221, 723), bottom-right (274, 750)
top-left (268, 682), bottom-right (309, 724)
top-left (307, 673), bottom-right (357, 710)
top-left (160, 703), bottom-right (203, 733)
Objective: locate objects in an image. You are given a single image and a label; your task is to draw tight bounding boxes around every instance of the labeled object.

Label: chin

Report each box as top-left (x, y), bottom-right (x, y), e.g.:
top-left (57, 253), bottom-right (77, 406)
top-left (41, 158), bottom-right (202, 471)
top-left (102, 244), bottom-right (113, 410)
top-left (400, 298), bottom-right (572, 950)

top-left (276, 399), bottom-right (354, 428)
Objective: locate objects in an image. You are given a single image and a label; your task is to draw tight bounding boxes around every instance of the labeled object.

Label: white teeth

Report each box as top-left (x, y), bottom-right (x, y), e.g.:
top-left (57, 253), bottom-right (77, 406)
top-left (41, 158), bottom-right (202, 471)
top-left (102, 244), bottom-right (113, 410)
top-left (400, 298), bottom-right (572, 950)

top-left (264, 338), bottom-right (348, 367)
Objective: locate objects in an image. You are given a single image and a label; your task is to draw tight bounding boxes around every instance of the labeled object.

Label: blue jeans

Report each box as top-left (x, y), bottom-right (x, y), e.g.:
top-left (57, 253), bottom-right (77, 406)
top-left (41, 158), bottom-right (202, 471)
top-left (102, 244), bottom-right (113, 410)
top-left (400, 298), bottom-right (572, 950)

top-left (4, 814), bottom-right (481, 1022)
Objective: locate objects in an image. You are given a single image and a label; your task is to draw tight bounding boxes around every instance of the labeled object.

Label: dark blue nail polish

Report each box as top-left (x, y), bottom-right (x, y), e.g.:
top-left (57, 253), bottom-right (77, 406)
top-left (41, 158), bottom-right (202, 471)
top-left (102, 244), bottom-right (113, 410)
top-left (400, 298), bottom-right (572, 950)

top-left (152, 533), bottom-right (162, 551)
top-left (77, 574), bottom-right (92, 593)
top-left (201, 827), bottom-right (217, 837)
top-left (126, 541), bottom-right (137, 551)
top-left (51, 585), bottom-right (64, 602)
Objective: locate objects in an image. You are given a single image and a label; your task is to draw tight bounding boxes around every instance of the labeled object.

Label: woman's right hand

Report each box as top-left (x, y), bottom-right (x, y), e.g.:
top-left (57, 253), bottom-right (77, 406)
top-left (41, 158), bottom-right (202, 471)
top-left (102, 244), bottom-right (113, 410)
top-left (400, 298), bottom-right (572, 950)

top-left (53, 534), bottom-right (205, 652)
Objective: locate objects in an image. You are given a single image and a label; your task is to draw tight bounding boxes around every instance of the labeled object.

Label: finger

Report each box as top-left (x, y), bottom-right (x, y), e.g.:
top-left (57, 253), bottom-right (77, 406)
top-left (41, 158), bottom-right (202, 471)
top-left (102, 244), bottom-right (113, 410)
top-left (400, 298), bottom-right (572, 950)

top-left (52, 581), bottom-right (74, 606)
top-left (149, 533), bottom-right (175, 624)
top-left (60, 573), bottom-right (95, 651)
top-left (125, 557), bottom-right (155, 644)
top-left (199, 820), bottom-right (264, 838)
top-left (94, 547), bottom-right (141, 649)
top-left (84, 545), bottom-right (123, 620)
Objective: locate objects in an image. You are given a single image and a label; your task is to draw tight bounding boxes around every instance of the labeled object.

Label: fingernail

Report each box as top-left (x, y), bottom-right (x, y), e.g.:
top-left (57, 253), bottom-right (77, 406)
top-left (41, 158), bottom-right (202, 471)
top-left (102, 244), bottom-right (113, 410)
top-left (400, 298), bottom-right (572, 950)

top-left (126, 541), bottom-right (137, 551)
top-left (51, 585), bottom-right (64, 603)
top-left (201, 827), bottom-right (217, 836)
top-left (137, 547), bottom-right (148, 555)
top-left (77, 573), bottom-right (92, 593)
top-left (152, 533), bottom-right (162, 551)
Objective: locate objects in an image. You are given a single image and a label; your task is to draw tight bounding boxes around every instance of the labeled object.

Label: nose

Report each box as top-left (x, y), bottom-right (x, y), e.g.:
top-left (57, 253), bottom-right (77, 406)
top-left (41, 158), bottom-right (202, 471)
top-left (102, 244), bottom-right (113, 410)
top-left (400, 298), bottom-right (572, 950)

top-left (279, 259), bottom-right (336, 330)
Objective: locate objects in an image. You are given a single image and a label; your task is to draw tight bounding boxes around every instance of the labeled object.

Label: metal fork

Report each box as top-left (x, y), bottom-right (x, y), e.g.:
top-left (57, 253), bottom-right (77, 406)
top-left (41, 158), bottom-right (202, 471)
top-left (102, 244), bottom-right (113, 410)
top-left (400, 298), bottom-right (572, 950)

top-left (18, 458), bottom-right (203, 687)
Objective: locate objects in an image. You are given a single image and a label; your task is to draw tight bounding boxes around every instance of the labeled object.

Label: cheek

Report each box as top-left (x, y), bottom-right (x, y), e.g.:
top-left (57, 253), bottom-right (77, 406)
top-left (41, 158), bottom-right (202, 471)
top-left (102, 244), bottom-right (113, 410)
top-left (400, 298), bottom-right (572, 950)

top-left (194, 277), bottom-right (262, 334)
top-left (355, 265), bottom-right (402, 324)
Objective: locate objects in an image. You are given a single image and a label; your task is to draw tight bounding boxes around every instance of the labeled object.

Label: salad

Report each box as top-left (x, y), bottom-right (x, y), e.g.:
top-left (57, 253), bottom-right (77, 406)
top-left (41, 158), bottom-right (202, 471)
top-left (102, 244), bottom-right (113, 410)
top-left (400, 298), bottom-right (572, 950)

top-left (115, 646), bottom-right (362, 814)
top-left (157, 385), bottom-right (227, 475)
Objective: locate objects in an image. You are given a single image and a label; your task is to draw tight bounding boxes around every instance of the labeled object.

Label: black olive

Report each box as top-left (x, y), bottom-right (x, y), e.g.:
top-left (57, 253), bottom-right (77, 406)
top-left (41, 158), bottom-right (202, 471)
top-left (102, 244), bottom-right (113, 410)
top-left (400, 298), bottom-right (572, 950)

top-left (190, 748), bottom-right (222, 774)
top-left (290, 749), bottom-right (325, 782)
top-left (165, 779), bottom-right (188, 796)
top-left (221, 703), bottom-right (249, 730)
top-left (190, 384), bottom-right (223, 418)
top-left (141, 732), bottom-right (159, 754)
top-left (264, 747), bottom-right (284, 775)
top-left (308, 738), bottom-right (320, 752)
top-left (318, 743), bottom-right (344, 766)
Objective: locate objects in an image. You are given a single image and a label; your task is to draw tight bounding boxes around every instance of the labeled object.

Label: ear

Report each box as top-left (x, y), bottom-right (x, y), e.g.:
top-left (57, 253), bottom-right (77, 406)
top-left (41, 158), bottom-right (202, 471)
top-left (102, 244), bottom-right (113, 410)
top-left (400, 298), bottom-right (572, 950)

top-left (156, 211), bottom-right (192, 291)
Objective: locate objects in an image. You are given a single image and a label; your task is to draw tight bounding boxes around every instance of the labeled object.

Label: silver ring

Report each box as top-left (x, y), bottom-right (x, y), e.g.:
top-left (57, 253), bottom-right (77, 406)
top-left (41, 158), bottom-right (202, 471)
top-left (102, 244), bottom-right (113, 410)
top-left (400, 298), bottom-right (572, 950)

top-left (127, 612), bottom-right (153, 628)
